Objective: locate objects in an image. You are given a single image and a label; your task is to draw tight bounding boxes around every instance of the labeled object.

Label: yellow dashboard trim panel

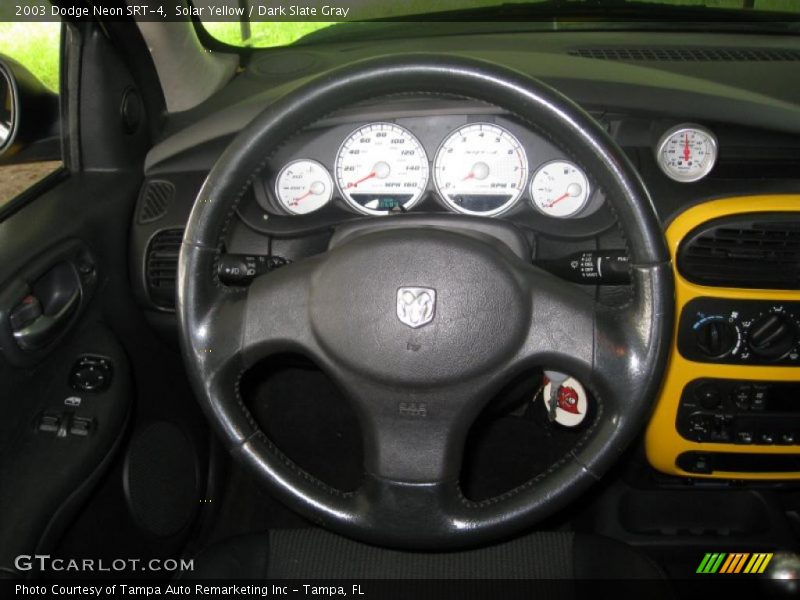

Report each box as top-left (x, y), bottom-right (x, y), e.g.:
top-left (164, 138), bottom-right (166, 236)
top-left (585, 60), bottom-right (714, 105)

top-left (645, 195), bottom-right (800, 480)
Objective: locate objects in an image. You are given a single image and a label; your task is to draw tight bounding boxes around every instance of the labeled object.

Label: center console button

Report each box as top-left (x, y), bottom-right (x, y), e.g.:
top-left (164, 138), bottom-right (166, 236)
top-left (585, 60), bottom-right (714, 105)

top-left (733, 385), bottom-right (753, 410)
top-left (695, 383), bottom-right (722, 410)
top-left (751, 386), bottom-right (768, 411)
top-left (687, 413), bottom-right (710, 441)
top-left (733, 418), bottom-right (755, 444)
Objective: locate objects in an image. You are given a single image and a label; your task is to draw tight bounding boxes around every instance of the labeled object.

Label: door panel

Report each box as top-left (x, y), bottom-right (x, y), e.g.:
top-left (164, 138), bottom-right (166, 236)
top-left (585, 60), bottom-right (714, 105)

top-left (0, 323), bottom-right (131, 571)
top-left (0, 170), bottom-right (142, 575)
top-left (0, 17), bottom-right (218, 577)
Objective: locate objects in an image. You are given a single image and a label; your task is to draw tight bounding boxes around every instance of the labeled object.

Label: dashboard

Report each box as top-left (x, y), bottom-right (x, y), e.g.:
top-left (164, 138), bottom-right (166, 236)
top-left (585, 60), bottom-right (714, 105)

top-left (131, 30), bottom-right (800, 482)
top-left (257, 115), bottom-right (717, 221)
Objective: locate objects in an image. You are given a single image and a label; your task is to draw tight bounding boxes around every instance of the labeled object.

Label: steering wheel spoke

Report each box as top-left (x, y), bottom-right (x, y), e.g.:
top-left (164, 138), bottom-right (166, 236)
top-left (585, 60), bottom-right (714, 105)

top-left (352, 475), bottom-right (460, 544)
top-left (336, 379), bottom-right (489, 484)
top-left (503, 263), bottom-right (596, 383)
top-left (240, 256), bottom-right (321, 367)
top-left (575, 264), bottom-right (674, 473)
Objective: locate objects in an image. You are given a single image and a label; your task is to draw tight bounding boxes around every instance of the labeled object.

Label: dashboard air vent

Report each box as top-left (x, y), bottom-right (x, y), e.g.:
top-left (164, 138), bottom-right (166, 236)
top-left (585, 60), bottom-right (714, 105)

top-left (678, 214), bottom-right (800, 290)
top-left (137, 180), bottom-right (174, 224)
top-left (146, 229), bottom-right (183, 309)
top-left (569, 47), bottom-right (800, 62)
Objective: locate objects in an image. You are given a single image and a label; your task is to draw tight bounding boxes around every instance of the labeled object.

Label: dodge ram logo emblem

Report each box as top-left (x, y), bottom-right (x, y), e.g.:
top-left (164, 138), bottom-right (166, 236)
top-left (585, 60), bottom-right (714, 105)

top-left (396, 287), bottom-right (436, 328)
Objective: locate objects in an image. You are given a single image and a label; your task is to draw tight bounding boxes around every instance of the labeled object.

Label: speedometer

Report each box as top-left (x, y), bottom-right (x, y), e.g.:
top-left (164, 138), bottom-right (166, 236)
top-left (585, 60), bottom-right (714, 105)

top-left (433, 123), bottom-right (528, 216)
top-left (335, 123), bottom-right (429, 216)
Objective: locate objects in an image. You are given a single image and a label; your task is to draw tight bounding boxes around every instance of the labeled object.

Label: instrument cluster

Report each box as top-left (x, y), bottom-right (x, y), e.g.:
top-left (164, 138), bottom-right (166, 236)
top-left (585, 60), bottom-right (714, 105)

top-left (255, 117), bottom-right (605, 221)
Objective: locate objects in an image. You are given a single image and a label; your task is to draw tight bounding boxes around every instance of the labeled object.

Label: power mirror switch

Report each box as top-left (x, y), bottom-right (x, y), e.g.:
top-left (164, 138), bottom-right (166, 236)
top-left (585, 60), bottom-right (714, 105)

top-left (70, 355), bottom-right (113, 392)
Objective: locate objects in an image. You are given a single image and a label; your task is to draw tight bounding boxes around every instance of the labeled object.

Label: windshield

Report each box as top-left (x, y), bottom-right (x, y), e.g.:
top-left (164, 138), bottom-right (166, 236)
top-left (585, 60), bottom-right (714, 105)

top-left (198, 0), bottom-right (800, 48)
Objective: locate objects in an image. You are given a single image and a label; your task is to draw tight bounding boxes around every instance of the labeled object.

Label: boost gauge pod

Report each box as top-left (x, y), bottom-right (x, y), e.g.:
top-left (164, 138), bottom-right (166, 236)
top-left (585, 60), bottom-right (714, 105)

top-left (655, 123), bottom-right (718, 183)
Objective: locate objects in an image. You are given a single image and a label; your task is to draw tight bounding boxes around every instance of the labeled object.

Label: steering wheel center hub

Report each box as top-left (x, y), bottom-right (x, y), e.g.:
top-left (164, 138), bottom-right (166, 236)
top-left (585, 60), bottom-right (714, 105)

top-left (309, 228), bottom-right (528, 386)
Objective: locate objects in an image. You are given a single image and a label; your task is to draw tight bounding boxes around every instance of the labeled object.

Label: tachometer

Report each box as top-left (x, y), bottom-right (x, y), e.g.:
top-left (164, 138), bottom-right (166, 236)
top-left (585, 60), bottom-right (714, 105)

top-left (655, 124), bottom-right (717, 183)
top-left (274, 159), bottom-right (333, 215)
top-left (433, 123), bottom-right (528, 216)
top-left (335, 123), bottom-right (429, 216)
top-left (530, 160), bottom-right (590, 218)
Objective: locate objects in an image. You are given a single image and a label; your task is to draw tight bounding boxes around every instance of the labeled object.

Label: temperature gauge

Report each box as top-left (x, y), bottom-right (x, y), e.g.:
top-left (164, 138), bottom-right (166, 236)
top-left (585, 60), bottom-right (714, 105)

top-left (655, 124), bottom-right (717, 183)
top-left (530, 160), bottom-right (590, 218)
top-left (274, 159), bottom-right (333, 215)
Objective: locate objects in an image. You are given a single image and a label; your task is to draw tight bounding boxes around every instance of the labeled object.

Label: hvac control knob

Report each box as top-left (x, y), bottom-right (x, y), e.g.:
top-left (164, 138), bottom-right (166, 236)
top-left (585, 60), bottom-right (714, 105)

top-left (694, 318), bottom-right (738, 359)
top-left (748, 313), bottom-right (797, 360)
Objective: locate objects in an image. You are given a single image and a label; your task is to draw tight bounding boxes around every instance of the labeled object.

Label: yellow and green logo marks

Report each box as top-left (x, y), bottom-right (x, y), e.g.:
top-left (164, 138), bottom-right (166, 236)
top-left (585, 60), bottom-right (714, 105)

top-left (697, 552), bottom-right (773, 574)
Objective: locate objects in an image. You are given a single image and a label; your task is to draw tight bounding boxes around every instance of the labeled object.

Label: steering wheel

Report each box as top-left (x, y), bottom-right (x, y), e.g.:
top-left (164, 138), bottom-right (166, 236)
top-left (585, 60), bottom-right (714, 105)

top-left (177, 54), bottom-right (673, 549)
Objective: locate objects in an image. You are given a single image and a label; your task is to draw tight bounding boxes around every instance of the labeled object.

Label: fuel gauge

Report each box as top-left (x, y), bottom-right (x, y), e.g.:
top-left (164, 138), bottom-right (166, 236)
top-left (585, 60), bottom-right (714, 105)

top-left (530, 160), bottom-right (590, 218)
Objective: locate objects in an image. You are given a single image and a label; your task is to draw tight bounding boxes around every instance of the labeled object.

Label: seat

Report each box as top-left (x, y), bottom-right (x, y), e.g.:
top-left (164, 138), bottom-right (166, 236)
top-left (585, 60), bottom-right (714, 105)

top-left (188, 528), bottom-right (667, 581)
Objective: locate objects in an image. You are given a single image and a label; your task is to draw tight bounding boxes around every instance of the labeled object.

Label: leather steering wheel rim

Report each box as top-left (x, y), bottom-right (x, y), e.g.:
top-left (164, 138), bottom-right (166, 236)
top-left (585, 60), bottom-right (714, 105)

top-left (178, 54), bottom-right (674, 549)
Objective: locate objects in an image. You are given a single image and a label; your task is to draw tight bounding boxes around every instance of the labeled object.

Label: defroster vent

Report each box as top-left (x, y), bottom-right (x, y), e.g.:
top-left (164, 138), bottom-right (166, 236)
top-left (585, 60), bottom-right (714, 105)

top-left (146, 229), bottom-right (183, 309)
top-left (678, 214), bottom-right (800, 290)
top-left (568, 47), bottom-right (800, 62)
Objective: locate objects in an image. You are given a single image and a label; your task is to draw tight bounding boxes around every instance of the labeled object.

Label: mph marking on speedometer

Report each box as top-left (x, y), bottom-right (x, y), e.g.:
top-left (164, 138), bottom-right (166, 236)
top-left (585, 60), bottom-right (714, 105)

top-left (335, 123), bottom-right (429, 216)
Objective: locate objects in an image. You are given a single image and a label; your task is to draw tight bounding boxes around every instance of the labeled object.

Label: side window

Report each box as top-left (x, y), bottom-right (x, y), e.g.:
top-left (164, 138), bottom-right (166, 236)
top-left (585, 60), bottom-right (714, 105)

top-left (0, 20), bottom-right (63, 209)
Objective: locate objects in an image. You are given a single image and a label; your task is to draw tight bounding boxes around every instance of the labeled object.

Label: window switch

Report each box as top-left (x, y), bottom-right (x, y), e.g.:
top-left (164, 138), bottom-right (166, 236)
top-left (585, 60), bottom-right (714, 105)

top-left (38, 413), bottom-right (60, 433)
top-left (69, 416), bottom-right (94, 437)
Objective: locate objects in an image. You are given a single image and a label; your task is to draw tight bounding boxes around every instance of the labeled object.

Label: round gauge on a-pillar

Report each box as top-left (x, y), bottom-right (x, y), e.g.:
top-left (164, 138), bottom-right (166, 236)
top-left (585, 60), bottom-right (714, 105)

top-left (274, 159), bottom-right (334, 215)
top-left (655, 124), bottom-right (718, 183)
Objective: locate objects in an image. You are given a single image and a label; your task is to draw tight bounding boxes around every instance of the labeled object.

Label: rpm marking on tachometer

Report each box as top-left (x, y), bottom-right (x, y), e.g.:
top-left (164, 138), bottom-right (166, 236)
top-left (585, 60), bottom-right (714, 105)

top-left (274, 159), bottom-right (333, 215)
top-left (530, 160), bottom-right (590, 218)
top-left (433, 123), bottom-right (528, 216)
top-left (335, 123), bottom-right (429, 215)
